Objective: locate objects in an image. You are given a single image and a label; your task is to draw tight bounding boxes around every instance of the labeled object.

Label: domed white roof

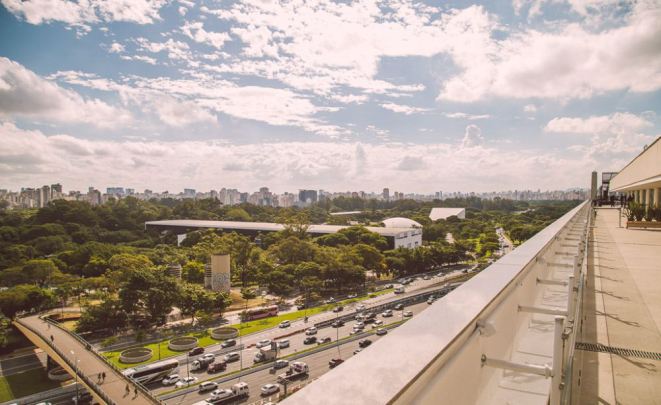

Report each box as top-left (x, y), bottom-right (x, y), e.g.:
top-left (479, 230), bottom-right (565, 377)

top-left (381, 217), bottom-right (422, 228)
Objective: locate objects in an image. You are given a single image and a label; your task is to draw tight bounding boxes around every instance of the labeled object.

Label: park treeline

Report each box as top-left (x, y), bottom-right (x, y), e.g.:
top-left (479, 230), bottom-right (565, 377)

top-left (0, 197), bottom-right (580, 339)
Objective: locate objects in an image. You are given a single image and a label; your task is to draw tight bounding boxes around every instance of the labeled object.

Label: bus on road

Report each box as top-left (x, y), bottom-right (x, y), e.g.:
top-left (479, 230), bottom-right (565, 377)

top-left (241, 305), bottom-right (279, 321)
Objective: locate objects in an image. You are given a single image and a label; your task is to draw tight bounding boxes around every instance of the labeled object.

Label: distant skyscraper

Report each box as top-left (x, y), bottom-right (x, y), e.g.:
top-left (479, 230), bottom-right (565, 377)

top-left (184, 188), bottom-right (196, 198)
top-left (298, 189), bottom-right (318, 203)
top-left (383, 188), bottom-right (390, 201)
top-left (51, 183), bottom-right (63, 195)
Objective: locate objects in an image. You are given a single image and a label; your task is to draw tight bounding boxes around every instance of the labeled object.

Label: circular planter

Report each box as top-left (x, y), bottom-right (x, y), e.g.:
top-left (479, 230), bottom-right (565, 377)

top-left (119, 347), bottom-right (153, 364)
top-left (210, 327), bottom-right (239, 340)
top-left (48, 367), bottom-right (73, 381)
top-left (168, 337), bottom-right (198, 351)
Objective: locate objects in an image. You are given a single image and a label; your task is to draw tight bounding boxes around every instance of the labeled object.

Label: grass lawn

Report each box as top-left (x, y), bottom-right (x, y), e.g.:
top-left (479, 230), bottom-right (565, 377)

top-left (103, 289), bottom-right (394, 369)
top-left (227, 290), bottom-right (271, 312)
top-left (0, 368), bottom-right (69, 402)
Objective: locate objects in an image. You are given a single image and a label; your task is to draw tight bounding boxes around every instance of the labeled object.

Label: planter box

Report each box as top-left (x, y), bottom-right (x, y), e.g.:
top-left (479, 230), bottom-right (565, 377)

top-left (626, 221), bottom-right (661, 229)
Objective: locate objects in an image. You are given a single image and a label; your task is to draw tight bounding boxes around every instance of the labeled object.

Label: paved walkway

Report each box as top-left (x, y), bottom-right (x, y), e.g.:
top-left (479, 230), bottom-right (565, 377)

top-left (573, 208), bottom-right (661, 404)
top-left (17, 315), bottom-right (157, 405)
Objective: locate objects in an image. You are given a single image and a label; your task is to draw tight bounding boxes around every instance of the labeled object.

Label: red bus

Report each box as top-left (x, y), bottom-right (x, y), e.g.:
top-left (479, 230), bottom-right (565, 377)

top-left (242, 305), bottom-right (279, 321)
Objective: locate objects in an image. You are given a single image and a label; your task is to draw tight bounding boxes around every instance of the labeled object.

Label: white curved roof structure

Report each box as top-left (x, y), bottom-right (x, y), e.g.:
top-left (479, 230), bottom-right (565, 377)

top-left (381, 217), bottom-right (422, 228)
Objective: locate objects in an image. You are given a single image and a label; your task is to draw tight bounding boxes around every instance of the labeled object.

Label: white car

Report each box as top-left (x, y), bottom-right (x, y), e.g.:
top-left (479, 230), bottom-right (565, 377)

top-left (279, 320), bottom-right (291, 328)
top-left (223, 352), bottom-right (240, 362)
top-left (256, 339), bottom-right (272, 348)
top-left (199, 381), bottom-right (218, 392)
top-left (175, 376), bottom-right (198, 388)
top-left (403, 311), bottom-right (413, 317)
top-left (278, 339), bottom-right (290, 348)
top-left (371, 320), bottom-right (384, 328)
top-left (162, 374), bottom-right (179, 385)
top-left (210, 389), bottom-right (234, 401)
top-left (261, 383), bottom-right (281, 395)
top-left (382, 310), bottom-right (393, 317)
top-left (274, 359), bottom-right (289, 369)
top-left (305, 327), bottom-right (318, 335)
top-left (376, 328), bottom-right (387, 336)
top-left (356, 304), bottom-right (366, 311)
top-left (423, 276), bottom-right (430, 280)
top-left (353, 322), bottom-right (365, 330)
top-left (199, 353), bottom-right (215, 361)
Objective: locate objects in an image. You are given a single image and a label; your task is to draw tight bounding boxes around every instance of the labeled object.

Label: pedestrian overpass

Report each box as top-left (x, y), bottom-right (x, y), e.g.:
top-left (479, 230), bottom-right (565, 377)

top-left (14, 314), bottom-right (161, 405)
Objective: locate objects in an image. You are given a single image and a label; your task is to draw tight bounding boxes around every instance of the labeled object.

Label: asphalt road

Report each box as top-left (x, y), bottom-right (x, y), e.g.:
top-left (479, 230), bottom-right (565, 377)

top-left (0, 350), bottom-right (47, 377)
top-left (161, 299), bottom-right (435, 405)
top-left (147, 268), bottom-right (465, 397)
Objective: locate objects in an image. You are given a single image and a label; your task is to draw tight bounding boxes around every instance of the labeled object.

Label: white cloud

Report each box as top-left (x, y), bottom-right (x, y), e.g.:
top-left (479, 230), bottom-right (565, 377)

top-left (439, 1), bottom-right (661, 102)
top-left (182, 22), bottom-right (232, 50)
top-left (461, 124), bottom-right (484, 148)
top-left (443, 112), bottom-right (493, 120)
top-left (0, 122), bottom-right (606, 193)
top-left (108, 42), bottom-right (125, 53)
top-left (544, 113), bottom-right (653, 134)
top-left (135, 38), bottom-right (191, 60)
top-left (147, 94), bottom-right (217, 127)
top-left (381, 102), bottom-right (432, 115)
top-left (1, 0), bottom-right (167, 26)
top-left (523, 104), bottom-right (537, 113)
top-left (0, 57), bottom-right (131, 128)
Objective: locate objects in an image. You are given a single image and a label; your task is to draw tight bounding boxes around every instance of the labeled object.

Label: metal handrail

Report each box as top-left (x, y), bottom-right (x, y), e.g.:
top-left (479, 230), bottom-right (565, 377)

top-left (40, 316), bottom-right (163, 404)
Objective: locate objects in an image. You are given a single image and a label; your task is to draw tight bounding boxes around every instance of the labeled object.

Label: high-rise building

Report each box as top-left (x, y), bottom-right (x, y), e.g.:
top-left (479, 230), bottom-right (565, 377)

top-left (184, 188), bottom-right (196, 198)
top-left (298, 189), bottom-right (318, 204)
top-left (383, 188), bottom-right (390, 201)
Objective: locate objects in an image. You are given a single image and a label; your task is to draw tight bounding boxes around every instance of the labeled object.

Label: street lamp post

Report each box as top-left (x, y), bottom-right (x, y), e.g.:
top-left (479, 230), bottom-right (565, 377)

top-left (71, 350), bottom-right (79, 400)
top-left (336, 311), bottom-right (340, 356)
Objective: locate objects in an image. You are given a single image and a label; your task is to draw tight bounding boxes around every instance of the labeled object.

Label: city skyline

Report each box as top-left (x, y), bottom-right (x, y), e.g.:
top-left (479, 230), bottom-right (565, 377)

top-left (1, 0), bottom-right (660, 192)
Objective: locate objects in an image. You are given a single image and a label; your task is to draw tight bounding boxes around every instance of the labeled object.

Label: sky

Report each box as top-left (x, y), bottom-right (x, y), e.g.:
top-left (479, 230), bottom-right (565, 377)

top-left (0, 0), bottom-right (659, 194)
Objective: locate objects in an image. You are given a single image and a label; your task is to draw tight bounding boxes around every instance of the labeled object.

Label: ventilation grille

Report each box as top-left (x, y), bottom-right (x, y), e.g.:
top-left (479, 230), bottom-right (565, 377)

top-left (575, 342), bottom-right (661, 360)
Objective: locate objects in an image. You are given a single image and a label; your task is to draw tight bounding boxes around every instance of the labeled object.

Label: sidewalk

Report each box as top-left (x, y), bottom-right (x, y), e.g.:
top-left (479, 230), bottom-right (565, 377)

top-left (573, 209), bottom-right (661, 404)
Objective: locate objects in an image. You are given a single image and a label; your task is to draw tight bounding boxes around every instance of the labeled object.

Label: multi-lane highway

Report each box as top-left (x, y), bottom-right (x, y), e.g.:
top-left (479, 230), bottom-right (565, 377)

top-left (159, 298), bottom-right (436, 405)
top-left (6, 265), bottom-right (470, 404)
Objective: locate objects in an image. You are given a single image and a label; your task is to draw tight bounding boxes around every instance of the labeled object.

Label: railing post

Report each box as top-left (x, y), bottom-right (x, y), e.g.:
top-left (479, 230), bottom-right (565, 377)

top-left (566, 276), bottom-right (575, 324)
top-left (572, 255), bottom-right (580, 287)
top-left (550, 316), bottom-right (565, 405)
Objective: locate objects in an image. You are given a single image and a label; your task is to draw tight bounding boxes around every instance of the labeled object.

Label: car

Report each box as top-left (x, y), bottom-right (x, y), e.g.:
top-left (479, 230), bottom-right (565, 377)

top-left (278, 339), bottom-right (290, 348)
top-left (279, 320), bottom-right (291, 328)
top-left (72, 392), bottom-right (92, 404)
top-left (274, 359), bottom-right (289, 369)
top-left (353, 348), bottom-right (363, 355)
top-left (199, 382), bottom-right (218, 392)
top-left (385, 284), bottom-right (394, 289)
top-left (297, 303), bottom-right (307, 310)
top-left (355, 314), bottom-right (365, 322)
top-left (188, 347), bottom-right (205, 356)
top-left (331, 320), bottom-right (345, 328)
top-left (329, 358), bottom-right (344, 368)
top-left (356, 304), bottom-right (366, 311)
top-left (223, 352), bottom-right (240, 362)
top-left (376, 328), bottom-right (387, 336)
top-left (371, 320), bottom-right (383, 328)
top-left (348, 293), bottom-right (357, 299)
top-left (423, 275), bottom-right (430, 280)
top-left (462, 269), bottom-right (468, 274)
top-left (350, 329), bottom-right (364, 336)
top-left (403, 311), bottom-right (413, 317)
top-left (199, 353), bottom-right (215, 362)
top-left (326, 297), bottom-right (335, 303)
top-left (304, 336), bottom-right (317, 345)
top-left (305, 327), bottom-right (317, 335)
top-left (382, 309), bottom-right (393, 317)
top-left (162, 374), bottom-right (179, 385)
top-left (221, 339), bottom-right (236, 348)
top-left (394, 304), bottom-right (404, 310)
top-left (332, 306), bottom-right (344, 313)
top-left (438, 272), bottom-right (444, 277)
top-left (261, 383), bottom-right (281, 395)
top-left (207, 362), bottom-right (227, 373)
top-left (317, 337), bottom-right (331, 345)
top-left (353, 322), bottom-right (365, 330)
top-left (358, 339), bottom-right (372, 348)
top-left (427, 298), bottom-right (435, 305)
top-left (175, 376), bottom-right (198, 388)
top-left (256, 339), bottom-right (272, 348)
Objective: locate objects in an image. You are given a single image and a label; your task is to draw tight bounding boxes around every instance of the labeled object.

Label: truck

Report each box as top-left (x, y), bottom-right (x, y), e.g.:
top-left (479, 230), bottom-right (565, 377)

top-left (277, 361), bottom-right (309, 383)
top-left (190, 356), bottom-right (215, 371)
top-left (254, 346), bottom-right (278, 364)
top-left (206, 382), bottom-right (249, 403)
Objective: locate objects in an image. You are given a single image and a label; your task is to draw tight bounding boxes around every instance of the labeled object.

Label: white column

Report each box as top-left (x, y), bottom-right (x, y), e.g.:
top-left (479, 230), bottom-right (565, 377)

top-left (655, 188), bottom-right (660, 207)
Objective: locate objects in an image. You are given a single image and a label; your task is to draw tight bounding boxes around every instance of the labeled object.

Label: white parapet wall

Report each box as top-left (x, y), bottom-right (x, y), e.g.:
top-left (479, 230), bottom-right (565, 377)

top-left (284, 201), bottom-right (590, 405)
